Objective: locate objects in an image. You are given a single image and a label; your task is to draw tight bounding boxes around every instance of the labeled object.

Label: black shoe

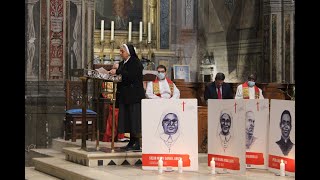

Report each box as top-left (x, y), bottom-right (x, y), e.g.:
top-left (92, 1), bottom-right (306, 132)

top-left (120, 138), bottom-right (134, 150)
top-left (120, 143), bottom-right (133, 150)
top-left (126, 143), bottom-right (141, 151)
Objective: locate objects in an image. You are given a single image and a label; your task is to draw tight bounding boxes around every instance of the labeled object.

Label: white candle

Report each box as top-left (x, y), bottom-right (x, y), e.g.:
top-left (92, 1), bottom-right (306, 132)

top-left (100, 20), bottom-right (104, 41)
top-left (280, 159), bottom-right (285, 176)
top-left (178, 158), bottom-right (183, 173)
top-left (210, 157), bottom-right (216, 175)
top-left (158, 157), bottom-right (163, 174)
top-left (128, 22), bottom-right (132, 42)
top-left (148, 22), bottom-right (151, 43)
top-left (111, 21), bottom-right (114, 41)
top-left (139, 21), bottom-right (143, 42)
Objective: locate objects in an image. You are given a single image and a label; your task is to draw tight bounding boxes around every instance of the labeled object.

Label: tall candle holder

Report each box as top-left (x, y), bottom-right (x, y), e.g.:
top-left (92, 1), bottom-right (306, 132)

top-left (109, 40), bottom-right (115, 63)
top-left (147, 41), bottom-right (152, 61)
top-left (146, 41), bottom-right (153, 70)
top-left (99, 40), bottom-right (106, 64)
top-left (138, 41), bottom-right (143, 59)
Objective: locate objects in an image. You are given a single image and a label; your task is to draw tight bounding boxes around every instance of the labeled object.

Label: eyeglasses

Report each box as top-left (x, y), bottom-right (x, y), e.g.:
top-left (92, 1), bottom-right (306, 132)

top-left (162, 119), bottom-right (178, 125)
top-left (158, 70), bottom-right (166, 73)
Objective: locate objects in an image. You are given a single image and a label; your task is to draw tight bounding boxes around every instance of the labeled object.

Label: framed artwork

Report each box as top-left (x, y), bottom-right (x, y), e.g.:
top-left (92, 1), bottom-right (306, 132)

top-left (173, 65), bottom-right (190, 82)
top-left (95, 0), bottom-right (144, 31)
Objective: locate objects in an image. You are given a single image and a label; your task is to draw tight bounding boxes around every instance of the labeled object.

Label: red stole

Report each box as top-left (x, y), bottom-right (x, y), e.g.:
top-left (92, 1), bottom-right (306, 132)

top-left (153, 78), bottom-right (174, 98)
top-left (242, 82), bottom-right (260, 99)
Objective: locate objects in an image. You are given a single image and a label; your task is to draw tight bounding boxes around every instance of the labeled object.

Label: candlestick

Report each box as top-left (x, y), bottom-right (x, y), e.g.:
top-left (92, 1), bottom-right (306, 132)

top-left (178, 158), bottom-right (183, 173)
top-left (148, 22), bottom-right (151, 43)
top-left (210, 157), bottom-right (216, 175)
top-left (158, 157), bottom-right (163, 174)
top-left (101, 20), bottom-right (104, 41)
top-left (280, 159), bottom-right (285, 176)
top-left (139, 21), bottom-right (143, 42)
top-left (110, 40), bottom-right (115, 62)
top-left (111, 21), bottom-right (114, 41)
top-left (99, 40), bottom-right (105, 64)
top-left (128, 22), bottom-right (132, 42)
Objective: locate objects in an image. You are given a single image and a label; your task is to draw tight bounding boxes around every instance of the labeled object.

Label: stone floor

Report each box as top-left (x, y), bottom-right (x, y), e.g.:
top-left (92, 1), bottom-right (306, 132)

top-left (25, 138), bottom-right (295, 180)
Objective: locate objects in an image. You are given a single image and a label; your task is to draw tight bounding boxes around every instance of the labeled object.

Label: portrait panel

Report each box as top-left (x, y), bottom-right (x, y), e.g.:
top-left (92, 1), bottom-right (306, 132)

top-left (141, 99), bottom-right (198, 171)
top-left (245, 99), bottom-right (269, 169)
top-left (207, 99), bottom-right (246, 174)
top-left (268, 99), bottom-right (295, 177)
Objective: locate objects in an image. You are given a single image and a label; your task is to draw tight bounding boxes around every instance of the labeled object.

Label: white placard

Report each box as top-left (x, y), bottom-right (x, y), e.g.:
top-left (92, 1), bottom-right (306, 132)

top-left (142, 99), bottom-right (198, 171)
top-left (245, 99), bottom-right (269, 169)
top-left (207, 99), bottom-right (246, 174)
top-left (268, 99), bottom-right (295, 177)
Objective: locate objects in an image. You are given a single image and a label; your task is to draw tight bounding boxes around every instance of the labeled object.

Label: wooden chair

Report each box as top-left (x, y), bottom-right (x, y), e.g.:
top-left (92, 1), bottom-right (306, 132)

top-left (64, 80), bottom-right (97, 142)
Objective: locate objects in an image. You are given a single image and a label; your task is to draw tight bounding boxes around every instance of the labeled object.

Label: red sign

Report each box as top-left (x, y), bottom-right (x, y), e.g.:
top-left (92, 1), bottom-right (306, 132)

top-left (142, 154), bottom-right (190, 167)
top-left (246, 152), bottom-right (264, 165)
top-left (268, 154), bottom-right (295, 172)
top-left (208, 154), bottom-right (240, 170)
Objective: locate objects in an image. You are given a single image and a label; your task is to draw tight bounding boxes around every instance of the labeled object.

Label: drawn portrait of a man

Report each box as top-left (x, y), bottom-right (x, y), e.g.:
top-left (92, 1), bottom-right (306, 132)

top-left (217, 110), bottom-right (233, 152)
top-left (156, 111), bottom-right (181, 153)
top-left (245, 110), bottom-right (257, 150)
top-left (276, 110), bottom-right (294, 156)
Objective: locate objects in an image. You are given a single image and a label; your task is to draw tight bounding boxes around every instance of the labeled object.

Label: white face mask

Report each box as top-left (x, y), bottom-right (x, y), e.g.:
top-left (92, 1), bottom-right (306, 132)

top-left (157, 72), bottom-right (165, 80)
top-left (248, 81), bottom-right (255, 87)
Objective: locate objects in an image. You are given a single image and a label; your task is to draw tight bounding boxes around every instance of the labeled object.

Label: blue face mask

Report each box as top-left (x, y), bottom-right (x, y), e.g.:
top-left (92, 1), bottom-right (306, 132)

top-left (248, 81), bottom-right (255, 87)
top-left (157, 73), bottom-right (165, 80)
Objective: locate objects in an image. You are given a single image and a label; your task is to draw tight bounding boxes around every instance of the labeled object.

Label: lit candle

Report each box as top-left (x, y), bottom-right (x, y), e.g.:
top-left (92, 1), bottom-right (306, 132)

top-left (128, 22), bottom-right (132, 42)
top-left (178, 158), bottom-right (183, 173)
top-left (139, 21), bottom-right (143, 42)
top-left (280, 159), bottom-right (285, 176)
top-left (148, 22), bottom-right (151, 43)
top-left (158, 157), bottom-right (163, 174)
top-left (111, 21), bottom-right (114, 41)
top-left (100, 20), bottom-right (104, 41)
top-left (210, 157), bottom-right (216, 175)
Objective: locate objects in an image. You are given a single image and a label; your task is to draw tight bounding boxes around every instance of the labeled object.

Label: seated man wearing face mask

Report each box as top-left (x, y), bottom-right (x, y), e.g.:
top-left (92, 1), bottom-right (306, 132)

top-left (145, 65), bottom-right (180, 99)
top-left (235, 72), bottom-right (264, 99)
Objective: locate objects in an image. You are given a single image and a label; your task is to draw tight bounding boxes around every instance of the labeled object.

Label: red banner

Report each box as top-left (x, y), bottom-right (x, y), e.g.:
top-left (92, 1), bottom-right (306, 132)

top-left (142, 154), bottom-right (190, 167)
top-left (208, 154), bottom-right (240, 170)
top-left (246, 152), bottom-right (264, 165)
top-left (268, 154), bottom-right (295, 172)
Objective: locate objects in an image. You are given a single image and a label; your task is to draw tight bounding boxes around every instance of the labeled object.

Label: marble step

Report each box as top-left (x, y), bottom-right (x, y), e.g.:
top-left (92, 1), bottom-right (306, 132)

top-left (30, 148), bottom-right (65, 159)
top-left (25, 167), bottom-right (60, 180)
top-left (33, 157), bottom-right (126, 180)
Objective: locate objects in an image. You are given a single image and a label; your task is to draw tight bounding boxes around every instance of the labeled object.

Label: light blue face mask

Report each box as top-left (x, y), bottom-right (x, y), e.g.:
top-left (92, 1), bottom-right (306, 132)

top-left (248, 81), bottom-right (255, 87)
top-left (157, 73), bottom-right (165, 80)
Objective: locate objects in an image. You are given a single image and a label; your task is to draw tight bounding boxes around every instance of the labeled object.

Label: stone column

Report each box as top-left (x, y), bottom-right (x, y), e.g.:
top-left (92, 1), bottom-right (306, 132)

top-left (262, 0), bottom-right (295, 83)
top-left (85, 0), bottom-right (95, 69)
top-left (149, 0), bottom-right (157, 44)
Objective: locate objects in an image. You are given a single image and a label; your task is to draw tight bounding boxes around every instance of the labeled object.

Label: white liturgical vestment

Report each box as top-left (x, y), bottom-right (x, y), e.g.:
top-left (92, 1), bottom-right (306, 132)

top-left (145, 79), bottom-right (180, 99)
top-left (235, 85), bottom-right (264, 99)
